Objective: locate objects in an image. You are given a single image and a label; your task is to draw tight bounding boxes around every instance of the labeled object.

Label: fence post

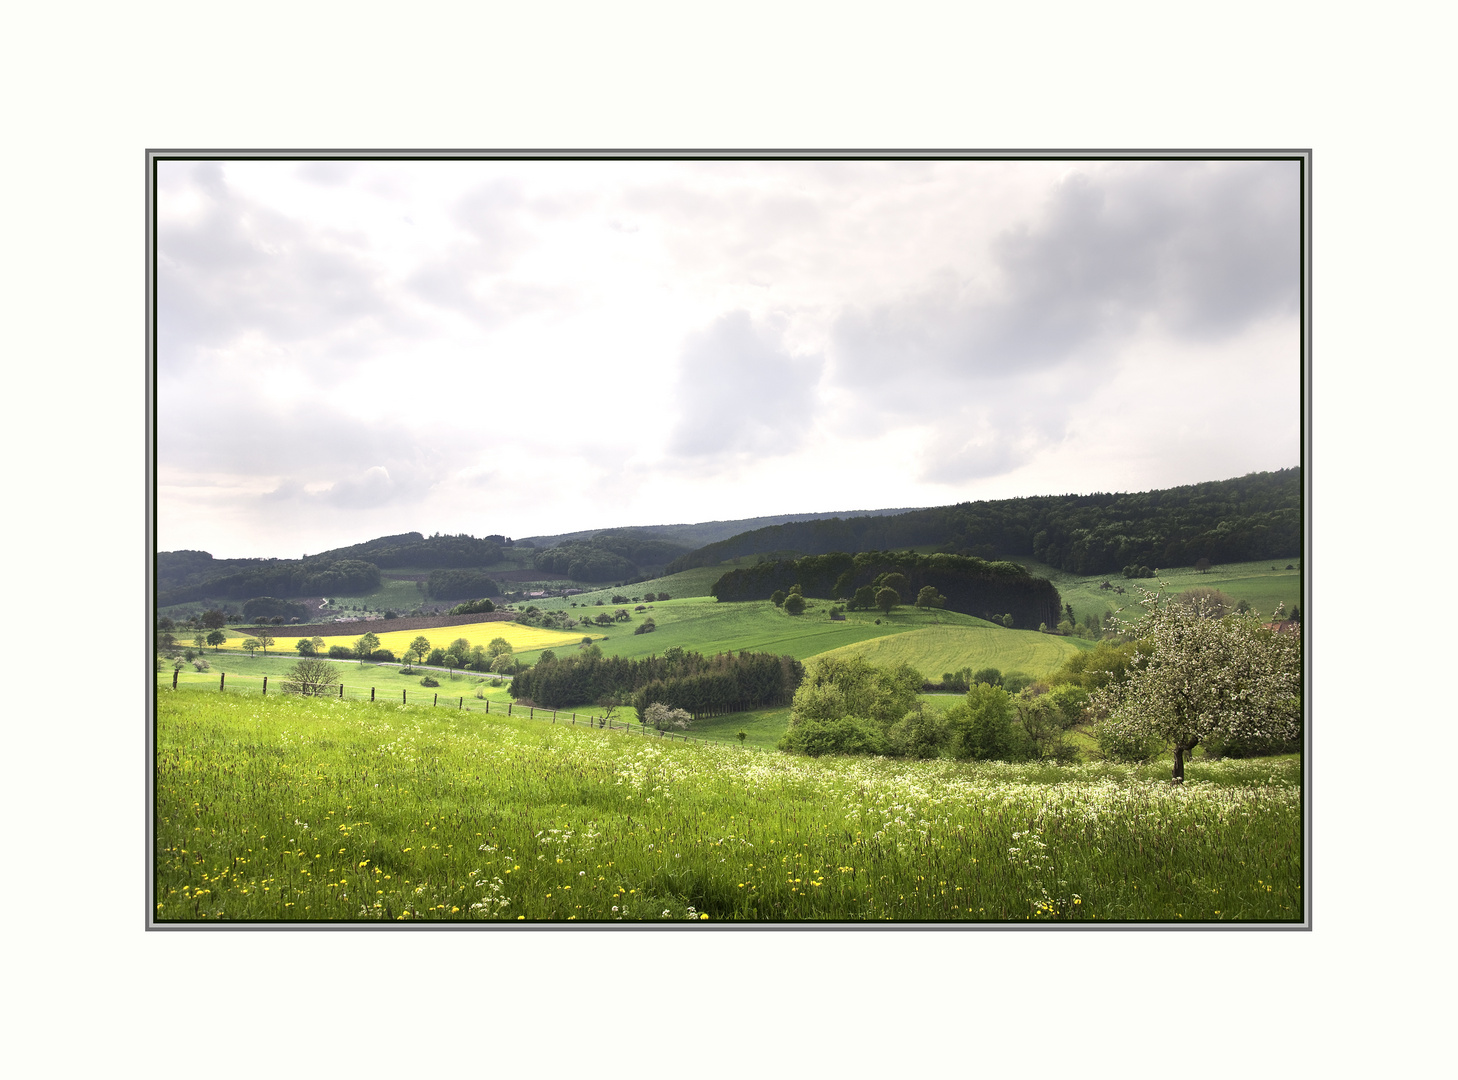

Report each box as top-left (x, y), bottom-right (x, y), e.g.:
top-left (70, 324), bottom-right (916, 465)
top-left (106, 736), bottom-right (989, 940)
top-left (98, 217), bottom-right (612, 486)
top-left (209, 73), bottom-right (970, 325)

top-left (508, 703), bottom-right (512, 716)
top-left (371, 687), bottom-right (375, 701)
top-left (403, 689), bottom-right (407, 704)
top-left (339, 683), bottom-right (343, 698)
top-left (434, 693), bottom-right (438, 706)
top-left (485, 699), bottom-right (490, 713)
top-left (530, 707), bottom-right (535, 719)
top-left (220, 672), bottom-right (226, 692)
top-left (172, 669), bottom-right (178, 690)
top-left (459, 697), bottom-right (463, 709)
top-left (262, 677), bottom-right (267, 696)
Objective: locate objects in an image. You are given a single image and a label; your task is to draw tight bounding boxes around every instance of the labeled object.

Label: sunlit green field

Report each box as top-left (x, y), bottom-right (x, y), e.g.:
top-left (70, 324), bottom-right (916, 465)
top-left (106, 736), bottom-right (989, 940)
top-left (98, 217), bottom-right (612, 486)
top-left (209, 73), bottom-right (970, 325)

top-left (155, 687), bottom-right (1303, 924)
top-left (1014, 557), bottom-right (1302, 628)
top-left (815, 623), bottom-right (1086, 680)
top-left (524, 597), bottom-right (1028, 665)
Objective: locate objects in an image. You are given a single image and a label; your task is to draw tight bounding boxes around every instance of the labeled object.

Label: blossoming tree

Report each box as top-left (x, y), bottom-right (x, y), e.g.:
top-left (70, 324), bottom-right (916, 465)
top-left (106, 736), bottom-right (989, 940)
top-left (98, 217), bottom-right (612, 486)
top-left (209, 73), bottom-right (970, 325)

top-left (1093, 589), bottom-right (1302, 782)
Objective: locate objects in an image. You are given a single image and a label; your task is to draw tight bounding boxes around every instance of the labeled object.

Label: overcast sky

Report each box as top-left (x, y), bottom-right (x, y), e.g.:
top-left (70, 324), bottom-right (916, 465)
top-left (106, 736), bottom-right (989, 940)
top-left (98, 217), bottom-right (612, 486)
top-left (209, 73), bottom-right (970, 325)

top-left (156, 156), bottom-right (1301, 558)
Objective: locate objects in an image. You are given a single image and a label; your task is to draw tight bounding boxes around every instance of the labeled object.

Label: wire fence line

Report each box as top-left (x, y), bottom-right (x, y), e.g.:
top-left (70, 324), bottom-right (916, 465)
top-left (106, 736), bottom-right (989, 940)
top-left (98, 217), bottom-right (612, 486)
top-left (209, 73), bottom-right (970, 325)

top-left (158, 669), bottom-right (743, 747)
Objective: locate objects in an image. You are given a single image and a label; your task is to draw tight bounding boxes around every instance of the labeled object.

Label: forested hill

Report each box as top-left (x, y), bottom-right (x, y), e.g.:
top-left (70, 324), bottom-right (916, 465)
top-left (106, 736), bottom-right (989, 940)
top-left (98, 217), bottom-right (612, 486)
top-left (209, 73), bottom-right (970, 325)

top-left (518, 506), bottom-right (923, 551)
top-left (667, 468), bottom-right (1301, 577)
top-left (710, 551), bottom-right (1063, 630)
top-left (157, 531), bottom-right (512, 604)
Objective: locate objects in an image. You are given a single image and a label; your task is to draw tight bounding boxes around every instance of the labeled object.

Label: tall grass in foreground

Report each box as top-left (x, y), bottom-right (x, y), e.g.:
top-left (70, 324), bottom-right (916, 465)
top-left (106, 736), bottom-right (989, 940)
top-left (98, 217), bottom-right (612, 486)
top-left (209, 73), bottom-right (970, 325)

top-left (155, 687), bottom-right (1301, 923)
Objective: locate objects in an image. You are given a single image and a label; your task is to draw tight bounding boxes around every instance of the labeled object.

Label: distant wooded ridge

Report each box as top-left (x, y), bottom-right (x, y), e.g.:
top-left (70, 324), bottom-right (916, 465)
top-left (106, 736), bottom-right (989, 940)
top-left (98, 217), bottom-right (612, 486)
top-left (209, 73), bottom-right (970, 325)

top-left (156, 469), bottom-right (1300, 606)
top-left (667, 468), bottom-right (1301, 577)
top-left (709, 551), bottom-right (1063, 630)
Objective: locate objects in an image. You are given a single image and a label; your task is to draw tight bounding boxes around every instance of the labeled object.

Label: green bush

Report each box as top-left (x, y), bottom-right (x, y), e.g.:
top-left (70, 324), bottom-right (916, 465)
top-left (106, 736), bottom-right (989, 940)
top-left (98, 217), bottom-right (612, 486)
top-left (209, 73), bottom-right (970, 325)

top-left (1202, 729), bottom-right (1302, 759)
top-left (887, 707), bottom-right (953, 759)
top-left (327, 645), bottom-right (353, 660)
top-left (371, 649), bottom-right (396, 663)
top-left (945, 684), bottom-right (1026, 761)
top-left (778, 716), bottom-right (889, 757)
top-left (419, 676), bottom-right (440, 688)
top-left (972, 667), bottom-right (1002, 687)
top-left (1043, 684), bottom-right (1091, 729)
top-left (1092, 720), bottom-right (1162, 763)
top-left (1001, 671), bottom-right (1033, 695)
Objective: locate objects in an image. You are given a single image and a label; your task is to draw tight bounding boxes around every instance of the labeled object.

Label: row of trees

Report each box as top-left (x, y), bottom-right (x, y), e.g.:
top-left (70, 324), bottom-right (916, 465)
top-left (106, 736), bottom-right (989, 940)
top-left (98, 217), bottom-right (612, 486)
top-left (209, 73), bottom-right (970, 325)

top-left (508, 644), bottom-right (803, 716)
top-left (710, 551), bottom-right (1060, 628)
top-left (425, 569), bottom-right (501, 600)
top-left (158, 558), bottom-right (381, 605)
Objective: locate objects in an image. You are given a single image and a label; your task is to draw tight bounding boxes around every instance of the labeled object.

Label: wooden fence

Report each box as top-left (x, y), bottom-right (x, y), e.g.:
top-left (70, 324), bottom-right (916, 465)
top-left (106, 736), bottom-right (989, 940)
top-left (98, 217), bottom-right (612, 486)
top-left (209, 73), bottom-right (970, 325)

top-left (161, 669), bottom-right (723, 745)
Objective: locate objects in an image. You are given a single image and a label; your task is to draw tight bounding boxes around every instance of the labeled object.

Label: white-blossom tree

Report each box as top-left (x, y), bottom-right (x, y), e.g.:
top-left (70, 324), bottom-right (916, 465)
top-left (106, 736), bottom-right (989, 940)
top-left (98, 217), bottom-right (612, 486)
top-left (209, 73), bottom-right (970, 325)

top-left (644, 702), bottom-right (692, 731)
top-left (1093, 589), bottom-right (1302, 782)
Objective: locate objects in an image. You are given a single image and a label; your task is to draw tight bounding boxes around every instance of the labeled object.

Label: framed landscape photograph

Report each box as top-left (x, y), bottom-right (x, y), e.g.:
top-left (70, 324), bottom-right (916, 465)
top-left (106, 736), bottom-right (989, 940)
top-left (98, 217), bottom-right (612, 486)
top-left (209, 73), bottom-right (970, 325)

top-left (149, 151), bottom-right (1308, 927)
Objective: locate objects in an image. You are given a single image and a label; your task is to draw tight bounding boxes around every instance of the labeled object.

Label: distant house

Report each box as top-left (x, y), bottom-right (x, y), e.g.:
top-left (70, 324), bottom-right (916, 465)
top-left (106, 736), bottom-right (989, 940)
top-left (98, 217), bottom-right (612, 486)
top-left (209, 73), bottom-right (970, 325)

top-left (1263, 619), bottom-right (1300, 634)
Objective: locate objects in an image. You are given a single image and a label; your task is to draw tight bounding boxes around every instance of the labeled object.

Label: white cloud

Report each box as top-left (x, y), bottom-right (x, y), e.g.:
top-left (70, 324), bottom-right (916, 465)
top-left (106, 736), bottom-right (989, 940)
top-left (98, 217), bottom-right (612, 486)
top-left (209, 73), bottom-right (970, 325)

top-left (155, 158), bottom-right (1302, 556)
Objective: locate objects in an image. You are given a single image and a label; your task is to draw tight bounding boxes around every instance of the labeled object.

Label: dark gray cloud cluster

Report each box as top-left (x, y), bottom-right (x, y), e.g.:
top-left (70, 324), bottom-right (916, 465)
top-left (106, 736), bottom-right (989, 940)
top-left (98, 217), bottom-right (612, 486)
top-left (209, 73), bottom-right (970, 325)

top-left (832, 162), bottom-right (1297, 399)
top-left (666, 311), bottom-right (823, 459)
top-left (818, 161), bottom-right (1299, 482)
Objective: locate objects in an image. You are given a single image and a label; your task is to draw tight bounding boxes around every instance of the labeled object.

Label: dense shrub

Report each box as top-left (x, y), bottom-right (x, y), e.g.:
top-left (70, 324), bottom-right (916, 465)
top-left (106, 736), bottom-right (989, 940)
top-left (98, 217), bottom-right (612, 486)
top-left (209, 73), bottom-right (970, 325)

top-left (778, 716), bottom-right (889, 757)
top-left (327, 645), bottom-right (354, 660)
top-left (371, 649), bottom-right (396, 663)
top-left (887, 707), bottom-right (953, 759)
top-left (449, 598), bottom-right (497, 615)
top-left (944, 684), bottom-right (1028, 761)
top-left (419, 676), bottom-right (440, 688)
top-left (1092, 719), bottom-right (1162, 763)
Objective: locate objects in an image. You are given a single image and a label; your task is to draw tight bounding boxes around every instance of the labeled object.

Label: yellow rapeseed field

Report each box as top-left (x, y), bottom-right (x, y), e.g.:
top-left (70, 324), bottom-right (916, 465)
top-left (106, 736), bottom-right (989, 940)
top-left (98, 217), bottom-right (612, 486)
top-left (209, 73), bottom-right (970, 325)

top-left (222, 621), bottom-right (585, 656)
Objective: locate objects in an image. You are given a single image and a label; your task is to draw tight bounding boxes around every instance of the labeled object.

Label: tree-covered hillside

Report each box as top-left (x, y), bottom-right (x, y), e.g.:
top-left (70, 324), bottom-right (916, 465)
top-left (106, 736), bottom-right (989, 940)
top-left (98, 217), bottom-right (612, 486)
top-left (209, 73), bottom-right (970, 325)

top-left (157, 531), bottom-right (512, 605)
top-left (710, 551), bottom-right (1062, 630)
top-left (668, 469), bottom-right (1300, 576)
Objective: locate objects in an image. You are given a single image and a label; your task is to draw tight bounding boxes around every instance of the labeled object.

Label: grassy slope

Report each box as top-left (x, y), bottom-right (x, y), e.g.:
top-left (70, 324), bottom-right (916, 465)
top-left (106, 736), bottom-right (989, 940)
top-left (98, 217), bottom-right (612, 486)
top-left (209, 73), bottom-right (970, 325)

top-left (154, 687), bottom-right (1304, 923)
top-left (1012, 556), bottom-right (1303, 627)
top-left (814, 624), bottom-right (1086, 681)
top-left (534, 597), bottom-right (1005, 664)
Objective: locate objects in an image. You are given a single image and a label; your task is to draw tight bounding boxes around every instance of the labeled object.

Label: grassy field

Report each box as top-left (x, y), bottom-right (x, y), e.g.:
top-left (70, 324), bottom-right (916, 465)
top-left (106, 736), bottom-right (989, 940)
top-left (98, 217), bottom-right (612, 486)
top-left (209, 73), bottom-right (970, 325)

top-left (520, 598), bottom-right (1015, 665)
top-left (524, 563), bottom-right (731, 609)
top-left (815, 623), bottom-right (1087, 681)
top-left (154, 687), bottom-right (1303, 923)
top-left (1012, 557), bottom-right (1302, 628)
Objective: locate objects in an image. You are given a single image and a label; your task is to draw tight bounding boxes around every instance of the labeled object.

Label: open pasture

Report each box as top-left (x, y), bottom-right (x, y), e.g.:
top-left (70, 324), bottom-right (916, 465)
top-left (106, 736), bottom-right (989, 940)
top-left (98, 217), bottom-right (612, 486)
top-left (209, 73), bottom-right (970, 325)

top-left (525, 563), bottom-right (731, 609)
top-left (815, 623), bottom-right (1087, 681)
top-left (1013, 557), bottom-right (1302, 627)
top-left (532, 598), bottom-right (997, 664)
top-left (155, 688), bottom-right (1303, 923)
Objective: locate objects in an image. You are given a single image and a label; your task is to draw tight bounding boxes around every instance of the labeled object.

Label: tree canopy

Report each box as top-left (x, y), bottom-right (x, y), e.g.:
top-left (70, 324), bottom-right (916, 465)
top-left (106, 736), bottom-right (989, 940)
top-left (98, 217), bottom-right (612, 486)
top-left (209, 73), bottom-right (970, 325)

top-left (1092, 590), bottom-right (1302, 781)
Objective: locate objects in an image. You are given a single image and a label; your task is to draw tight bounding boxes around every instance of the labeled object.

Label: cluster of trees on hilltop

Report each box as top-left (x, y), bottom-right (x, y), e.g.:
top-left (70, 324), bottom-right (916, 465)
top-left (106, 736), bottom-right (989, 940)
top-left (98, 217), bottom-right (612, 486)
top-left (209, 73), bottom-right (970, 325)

top-left (425, 569), bottom-right (502, 600)
top-left (308, 531), bottom-right (508, 569)
top-left (509, 645), bottom-right (803, 717)
top-left (666, 469), bottom-right (1300, 576)
top-left (710, 551), bottom-right (1062, 630)
top-left (158, 558), bottom-right (381, 605)
top-left (157, 531), bottom-right (516, 606)
top-left (532, 531), bottom-right (694, 582)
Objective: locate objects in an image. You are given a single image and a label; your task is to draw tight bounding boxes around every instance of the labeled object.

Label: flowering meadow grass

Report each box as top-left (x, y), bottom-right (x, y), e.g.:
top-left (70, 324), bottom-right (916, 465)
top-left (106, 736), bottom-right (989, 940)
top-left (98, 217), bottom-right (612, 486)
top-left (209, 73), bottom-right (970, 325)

top-left (155, 686), bottom-right (1302, 924)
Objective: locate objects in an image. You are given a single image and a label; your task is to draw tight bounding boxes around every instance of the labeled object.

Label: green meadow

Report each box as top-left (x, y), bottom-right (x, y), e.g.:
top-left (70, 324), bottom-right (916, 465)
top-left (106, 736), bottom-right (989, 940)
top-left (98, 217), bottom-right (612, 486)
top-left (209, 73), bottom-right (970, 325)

top-left (155, 687), bottom-right (1303, 924)
top-left (1014, 557), bottom-right (1302, 627)
top-left (815, 623), bottom-right (1088, 680)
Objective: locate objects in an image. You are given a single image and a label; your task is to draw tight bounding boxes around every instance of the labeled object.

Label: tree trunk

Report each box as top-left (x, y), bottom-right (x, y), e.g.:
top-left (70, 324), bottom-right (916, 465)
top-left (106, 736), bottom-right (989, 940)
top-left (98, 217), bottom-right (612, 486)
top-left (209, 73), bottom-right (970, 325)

top-left (1172, 743), bottom-right (1186, 783)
